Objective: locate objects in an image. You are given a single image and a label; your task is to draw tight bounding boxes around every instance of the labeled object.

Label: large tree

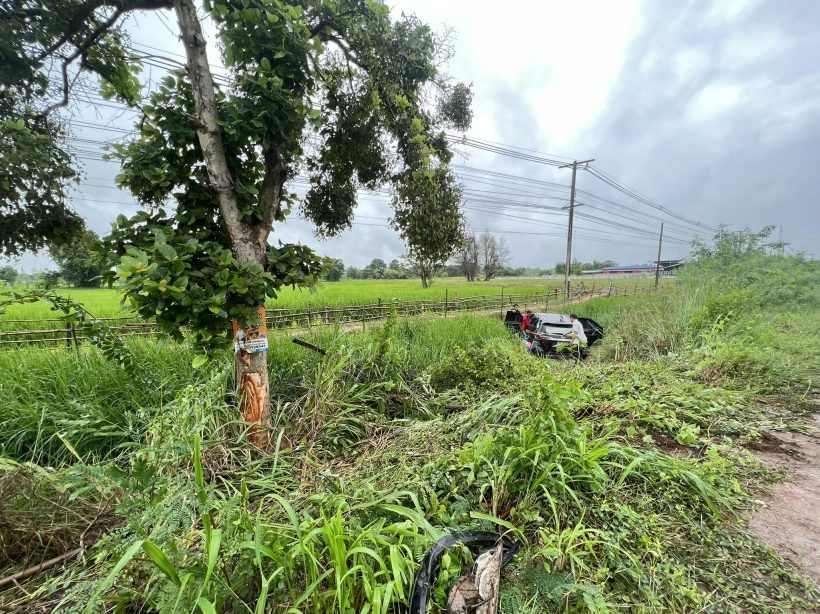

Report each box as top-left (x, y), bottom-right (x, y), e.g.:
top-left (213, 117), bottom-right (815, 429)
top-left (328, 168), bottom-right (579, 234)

top-left (49, 227), bottom-right (105, 287)
top-left (325, 258), bottom-right (344, 281)
top-left (0, 3), bottom-right (87, 256)
top-left (2, 0), bottom-right (472, 445)
top-left (362, 258), bottom-right (387, 279)
top-left (405, 252), bottom-right (441, 288)
top-left (456, 232), bottom-right (479, 281)
top-left (478, 232), bottom-right (510, 281)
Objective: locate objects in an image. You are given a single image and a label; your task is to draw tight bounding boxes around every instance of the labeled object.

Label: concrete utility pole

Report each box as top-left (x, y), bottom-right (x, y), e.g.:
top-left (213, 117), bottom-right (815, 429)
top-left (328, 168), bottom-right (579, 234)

top-left (654, 222), bottom-right (664, 290)
top-left (559, 159), bottom-right (594, 298)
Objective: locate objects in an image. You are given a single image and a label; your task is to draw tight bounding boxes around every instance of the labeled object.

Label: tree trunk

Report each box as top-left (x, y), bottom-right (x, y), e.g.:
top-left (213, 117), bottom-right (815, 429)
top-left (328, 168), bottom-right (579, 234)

top-left (236, 331), bottom-right (270, 447)
top-left (175, 0), bottom-right (271, 447)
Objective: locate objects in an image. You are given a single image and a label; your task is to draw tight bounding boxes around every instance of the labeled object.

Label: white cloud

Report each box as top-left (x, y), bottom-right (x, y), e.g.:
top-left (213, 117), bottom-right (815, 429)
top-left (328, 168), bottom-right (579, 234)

top-left (706, 0), bottom-right (760, 23)
top-left (685, 83), bottom-right (744, 121)
top-left (6, 0), bottom-right (818, 273)
top-left (390, 0), bottom-right (642, 151)
top-left (721, 29), bottom-right (784, 67)
top-left (674, 48), bottom-right (709, 84)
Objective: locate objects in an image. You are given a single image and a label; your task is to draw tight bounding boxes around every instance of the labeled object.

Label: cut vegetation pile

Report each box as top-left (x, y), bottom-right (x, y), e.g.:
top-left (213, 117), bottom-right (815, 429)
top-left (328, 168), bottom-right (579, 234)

top-left (0, 247), bottom-right (818, 612)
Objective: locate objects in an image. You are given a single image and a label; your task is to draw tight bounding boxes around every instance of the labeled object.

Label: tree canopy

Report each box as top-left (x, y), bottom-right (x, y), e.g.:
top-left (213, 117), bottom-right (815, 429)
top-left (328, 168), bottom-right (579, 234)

top-left (49, 227), bottom-right (105, 287)
top-left (0, 265), bottom-right (18, 284)
top-left (325, 257), bottom-right (344, 281)
top-left (2, 0), bottom-right (473, 353)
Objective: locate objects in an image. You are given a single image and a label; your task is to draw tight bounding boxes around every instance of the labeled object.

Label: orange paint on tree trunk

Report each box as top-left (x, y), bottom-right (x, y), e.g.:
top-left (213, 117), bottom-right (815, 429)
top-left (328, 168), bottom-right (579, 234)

top-left (233, 307), bottom-right (271, 447)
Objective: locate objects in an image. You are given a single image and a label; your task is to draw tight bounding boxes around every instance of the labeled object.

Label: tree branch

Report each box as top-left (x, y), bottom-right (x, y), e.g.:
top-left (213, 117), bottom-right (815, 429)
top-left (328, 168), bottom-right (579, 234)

top-left (0, 548), bottom-right (83, 590)
top-left (257, 140), bottom-right (285, 237)
top-left (37, 0), bottom-right (171, 63)
top-left (38, 7), bottom-right (125, 118)
top-left (318, 32), bottom-right (364, 70)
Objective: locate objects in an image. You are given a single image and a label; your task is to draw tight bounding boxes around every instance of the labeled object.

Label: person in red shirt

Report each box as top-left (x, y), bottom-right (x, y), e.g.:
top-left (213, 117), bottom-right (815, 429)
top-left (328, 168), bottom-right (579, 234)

top-left (520, 310), bottom-right (532, 336)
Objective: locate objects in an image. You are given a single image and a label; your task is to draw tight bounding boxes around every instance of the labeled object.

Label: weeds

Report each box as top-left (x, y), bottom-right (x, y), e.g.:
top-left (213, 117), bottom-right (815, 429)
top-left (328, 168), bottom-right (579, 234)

top-left (0, 252), bottom-right (818, 612)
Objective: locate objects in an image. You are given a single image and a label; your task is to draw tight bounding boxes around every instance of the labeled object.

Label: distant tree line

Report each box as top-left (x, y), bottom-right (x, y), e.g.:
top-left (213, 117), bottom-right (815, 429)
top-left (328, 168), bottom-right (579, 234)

top-left (318, 251), bottom-right (623, 284)
top-left (553, 259), bottom-right (617, 275)
top-left (0, 227), bottom-right (106, 288)
top-left (345, 259), bottom-right (415, 280)
top-left (1, 236), bottom-right (622, 289)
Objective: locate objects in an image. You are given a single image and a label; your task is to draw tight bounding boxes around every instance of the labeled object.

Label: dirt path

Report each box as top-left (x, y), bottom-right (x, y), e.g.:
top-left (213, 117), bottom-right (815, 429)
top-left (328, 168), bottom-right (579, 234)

top-left (747, 414), bottom-right (820, 583)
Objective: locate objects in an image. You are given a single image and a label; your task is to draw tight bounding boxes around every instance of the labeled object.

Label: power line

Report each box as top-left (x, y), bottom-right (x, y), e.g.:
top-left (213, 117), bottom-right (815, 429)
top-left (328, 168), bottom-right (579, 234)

top-left (586, 165), bottom-right (716, 232)
top-left (446, 135), bottom-right (716, 235)
top-left (62, 127), bottom-right (710, 250)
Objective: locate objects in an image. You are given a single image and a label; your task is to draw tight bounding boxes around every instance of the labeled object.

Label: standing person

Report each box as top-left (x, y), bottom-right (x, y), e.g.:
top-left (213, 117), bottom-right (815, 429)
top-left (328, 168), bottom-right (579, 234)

top-left (521, 310), bottom-right (532, 336)
top-left (564, 314), bottom-right (587, 357)
top-left (520, 309), bottom-right (533, 351)
top-left (504, 303), bottom-right (523, 333)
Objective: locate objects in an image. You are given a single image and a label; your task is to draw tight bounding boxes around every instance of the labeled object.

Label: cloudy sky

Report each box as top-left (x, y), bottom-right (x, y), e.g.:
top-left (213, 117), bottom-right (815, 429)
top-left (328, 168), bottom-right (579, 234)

top-left (6, 0), bottom-right (819, 272)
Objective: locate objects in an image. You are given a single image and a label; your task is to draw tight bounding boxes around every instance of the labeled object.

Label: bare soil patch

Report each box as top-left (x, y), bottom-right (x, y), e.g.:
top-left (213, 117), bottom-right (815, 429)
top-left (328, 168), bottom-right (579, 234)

top-left (747, 415), bottom-right (820, 583)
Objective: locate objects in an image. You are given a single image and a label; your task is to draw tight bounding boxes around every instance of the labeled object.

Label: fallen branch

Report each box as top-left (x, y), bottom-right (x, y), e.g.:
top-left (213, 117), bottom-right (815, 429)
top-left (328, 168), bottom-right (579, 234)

top-left (0, 548), bottom-right (82, 590)
top-left (291, 338), bottom-right (327, 355)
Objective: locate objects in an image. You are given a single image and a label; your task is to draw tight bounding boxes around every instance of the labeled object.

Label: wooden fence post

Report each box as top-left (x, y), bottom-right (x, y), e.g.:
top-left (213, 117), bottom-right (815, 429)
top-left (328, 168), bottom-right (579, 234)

top-left (65, 323), bottom-right (72, 352)
top-left (500, 287), bottom-right (504, 319)
top-left (444, 289), bottom-right (448, 318)
top-left (307, 301), bottom-right (312, 328)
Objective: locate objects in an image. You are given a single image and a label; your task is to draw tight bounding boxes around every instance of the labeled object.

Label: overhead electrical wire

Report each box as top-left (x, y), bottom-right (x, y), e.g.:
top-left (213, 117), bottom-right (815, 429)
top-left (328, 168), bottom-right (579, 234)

top-left (62, 116), bottom-right (709, 249)
top-left (449, 134), bottom-right (716, 237)
top-left (585, 165), bottom-right (716, 232)
top-left (65, 136), bottom-right (702, 243)
top-left (53, 37), bottom-right (716, 246)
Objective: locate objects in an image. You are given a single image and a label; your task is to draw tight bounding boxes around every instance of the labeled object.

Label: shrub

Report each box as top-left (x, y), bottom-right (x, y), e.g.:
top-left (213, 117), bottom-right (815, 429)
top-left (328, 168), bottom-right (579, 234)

top-left (430, 339), bottom-right (527, 391)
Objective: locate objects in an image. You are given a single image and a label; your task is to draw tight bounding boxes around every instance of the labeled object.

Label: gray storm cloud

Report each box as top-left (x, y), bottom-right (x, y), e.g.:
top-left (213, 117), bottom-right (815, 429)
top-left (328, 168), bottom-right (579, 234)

top-left (4, 0), bottom-right (819, 272)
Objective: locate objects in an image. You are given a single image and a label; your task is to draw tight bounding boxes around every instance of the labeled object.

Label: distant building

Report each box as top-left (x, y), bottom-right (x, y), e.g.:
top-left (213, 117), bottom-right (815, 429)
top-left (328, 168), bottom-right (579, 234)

top-left (578, 261), bottom-right (684, 277)
top-left (601, 264), bottom-right (656, 275)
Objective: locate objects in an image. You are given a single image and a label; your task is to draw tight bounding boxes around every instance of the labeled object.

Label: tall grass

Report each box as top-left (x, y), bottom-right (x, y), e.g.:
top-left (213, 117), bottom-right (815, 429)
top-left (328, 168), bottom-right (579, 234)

top-left (1, 253), bottom-right (818, 612)
top-left (0, 341), bottom-right (197, 464)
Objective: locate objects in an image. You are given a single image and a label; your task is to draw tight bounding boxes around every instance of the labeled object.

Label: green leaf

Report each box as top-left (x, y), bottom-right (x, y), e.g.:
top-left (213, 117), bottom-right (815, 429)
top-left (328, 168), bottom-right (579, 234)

top-left (469, 511), bottom-right (526, 542)
top-left (202, 528), bottom-right (222, 590)
top-left (380, 504), bottom-right (443, 540)
top-left (197, 597), bottom-right (217, 614)
top-left (260, 57), bottom-right (271, 71)
top-left (142, 541), bottom-right (181, 586)
top-left (192, 354), bottom-right (209, 368)
top-left (56, 432), bottom-right (83, 463)
top-left (85, 540), bottom-right (145, 612)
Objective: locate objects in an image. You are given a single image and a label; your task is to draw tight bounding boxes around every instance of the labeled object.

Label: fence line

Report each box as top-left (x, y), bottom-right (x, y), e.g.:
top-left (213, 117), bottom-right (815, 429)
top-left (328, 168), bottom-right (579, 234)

top-left (0, 282), bottom-right (669, 347)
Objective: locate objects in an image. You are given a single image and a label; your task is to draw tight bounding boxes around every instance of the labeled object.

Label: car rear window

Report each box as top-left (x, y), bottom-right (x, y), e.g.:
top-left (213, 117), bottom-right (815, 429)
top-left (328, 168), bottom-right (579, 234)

top-left (537, 322), bottom-right (571, 334)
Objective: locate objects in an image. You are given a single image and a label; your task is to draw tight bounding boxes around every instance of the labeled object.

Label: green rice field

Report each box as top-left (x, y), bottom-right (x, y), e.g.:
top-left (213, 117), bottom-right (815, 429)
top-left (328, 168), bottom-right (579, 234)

top-left (0, 276), bottom-right (669, 324)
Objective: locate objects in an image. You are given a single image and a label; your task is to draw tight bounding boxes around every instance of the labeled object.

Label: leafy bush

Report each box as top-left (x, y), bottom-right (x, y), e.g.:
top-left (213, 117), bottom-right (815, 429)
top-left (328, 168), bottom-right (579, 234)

top-left (430, 339), bottom-right (526, 391)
